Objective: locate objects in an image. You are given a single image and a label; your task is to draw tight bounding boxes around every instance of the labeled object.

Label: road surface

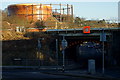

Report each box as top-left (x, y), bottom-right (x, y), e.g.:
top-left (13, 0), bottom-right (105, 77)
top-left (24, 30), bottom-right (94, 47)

top-left (2, 69), bottom-right (98, 80)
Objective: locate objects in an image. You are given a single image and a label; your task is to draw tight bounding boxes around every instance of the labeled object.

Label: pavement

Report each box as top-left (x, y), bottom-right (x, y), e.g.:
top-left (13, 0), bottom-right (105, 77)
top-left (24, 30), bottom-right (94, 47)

top-left (42, 68), bottom-right (120, 80)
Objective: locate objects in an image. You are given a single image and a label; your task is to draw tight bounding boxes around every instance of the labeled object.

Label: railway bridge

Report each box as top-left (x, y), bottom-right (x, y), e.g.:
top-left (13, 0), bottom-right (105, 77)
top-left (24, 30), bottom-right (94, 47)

top-left (3, 27), bottom-right (120, 67)
top-left (29, 27), bottom-right (120, 67)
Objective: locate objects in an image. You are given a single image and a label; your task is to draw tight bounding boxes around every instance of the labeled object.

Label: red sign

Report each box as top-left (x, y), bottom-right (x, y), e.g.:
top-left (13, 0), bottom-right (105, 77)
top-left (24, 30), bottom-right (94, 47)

top-left (83, 26), bottom-right (90, 33)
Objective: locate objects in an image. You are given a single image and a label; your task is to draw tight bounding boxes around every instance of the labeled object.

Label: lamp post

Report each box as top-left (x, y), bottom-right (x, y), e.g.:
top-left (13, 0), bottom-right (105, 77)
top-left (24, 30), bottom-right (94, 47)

top-left (61, 36), bottom-right (68, 72)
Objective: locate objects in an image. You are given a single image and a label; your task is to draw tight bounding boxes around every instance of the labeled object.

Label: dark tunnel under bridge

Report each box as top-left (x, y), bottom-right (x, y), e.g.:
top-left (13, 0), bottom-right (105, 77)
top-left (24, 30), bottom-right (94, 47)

top-left (59, 34), bottom-right (112, 68)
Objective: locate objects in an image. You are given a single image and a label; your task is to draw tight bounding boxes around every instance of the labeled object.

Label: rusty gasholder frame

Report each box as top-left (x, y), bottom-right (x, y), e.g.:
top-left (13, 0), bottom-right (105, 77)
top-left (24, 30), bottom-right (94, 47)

top-left (48, 3), bottom-right (73, 22)
top-left (8, 3), bottom-right (73, 22)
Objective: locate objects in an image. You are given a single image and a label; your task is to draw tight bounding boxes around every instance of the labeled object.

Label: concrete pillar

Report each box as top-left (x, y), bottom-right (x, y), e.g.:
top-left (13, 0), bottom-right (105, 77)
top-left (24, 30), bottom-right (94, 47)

top-left (88, 59), bottom-right (96, 74)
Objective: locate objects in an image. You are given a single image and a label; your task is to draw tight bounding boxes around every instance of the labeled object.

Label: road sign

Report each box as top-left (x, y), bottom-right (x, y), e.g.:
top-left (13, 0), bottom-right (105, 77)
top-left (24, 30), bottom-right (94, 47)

top-left (38, 39), bottom-right (41, 49)
top-left (100, 30), bottom-right (106, 41)
top-left (61, 38), bottom-right (68, 50)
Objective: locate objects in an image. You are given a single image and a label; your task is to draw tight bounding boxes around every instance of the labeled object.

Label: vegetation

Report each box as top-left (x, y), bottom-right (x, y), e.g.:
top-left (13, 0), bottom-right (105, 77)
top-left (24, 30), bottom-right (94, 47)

top-left (1, 8), bottom-right (118, 30)
top-left (34, 20), bottom-right (46, 29)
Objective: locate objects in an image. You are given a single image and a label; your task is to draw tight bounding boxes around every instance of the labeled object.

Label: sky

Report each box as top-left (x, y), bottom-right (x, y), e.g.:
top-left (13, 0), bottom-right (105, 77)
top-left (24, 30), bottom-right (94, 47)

top-left (0, 0), bottom-right (119, 21)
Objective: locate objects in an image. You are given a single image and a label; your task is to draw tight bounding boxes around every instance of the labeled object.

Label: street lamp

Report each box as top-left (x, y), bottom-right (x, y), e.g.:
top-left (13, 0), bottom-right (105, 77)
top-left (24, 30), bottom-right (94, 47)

top-left (61, 36), bottom-right (68, 72)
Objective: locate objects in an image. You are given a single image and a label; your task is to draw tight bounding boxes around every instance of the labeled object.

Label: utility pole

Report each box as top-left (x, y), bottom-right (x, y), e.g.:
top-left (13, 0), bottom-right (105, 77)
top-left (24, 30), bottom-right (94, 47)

top-left (102, 37), bottom-right (105, 74)
top-left (56, 39), bottom-right (58, 68)
top-left (100, 29), bottom-right (106, 74)
top-left (102, 29), bottom-right (105, 74)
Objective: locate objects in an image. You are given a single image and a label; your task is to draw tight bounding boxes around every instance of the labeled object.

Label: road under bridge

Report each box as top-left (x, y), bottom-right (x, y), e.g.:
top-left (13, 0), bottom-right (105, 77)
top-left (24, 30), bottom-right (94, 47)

top-left (47, 28), bottom-right (120, 66)
top-left (26, 27), bottom-right (120, 67)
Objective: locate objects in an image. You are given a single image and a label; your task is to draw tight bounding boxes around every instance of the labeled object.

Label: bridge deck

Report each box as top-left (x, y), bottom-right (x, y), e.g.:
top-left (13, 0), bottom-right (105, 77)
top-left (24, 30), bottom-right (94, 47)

top-left (46, 27), bottom-right (120, 32)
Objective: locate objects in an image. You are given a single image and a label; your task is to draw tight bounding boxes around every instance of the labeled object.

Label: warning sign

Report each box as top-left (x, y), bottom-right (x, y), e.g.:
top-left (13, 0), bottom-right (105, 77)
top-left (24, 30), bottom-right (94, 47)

top-left (83, 26), bottom-right (90, 33)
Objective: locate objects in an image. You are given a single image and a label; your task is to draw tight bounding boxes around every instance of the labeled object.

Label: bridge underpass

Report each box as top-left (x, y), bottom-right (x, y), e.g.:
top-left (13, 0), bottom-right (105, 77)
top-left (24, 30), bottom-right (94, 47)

top-left (59, 35), bottom-right (111, 68)
top-left (2, 28), bottom-right (120, 72)
top-left (23, 28), bottom-right (119, 68)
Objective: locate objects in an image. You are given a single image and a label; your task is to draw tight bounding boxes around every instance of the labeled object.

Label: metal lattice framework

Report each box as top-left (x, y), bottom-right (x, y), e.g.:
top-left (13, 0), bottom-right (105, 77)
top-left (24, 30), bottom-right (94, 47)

top-left (8, 3), bottom-right (73, 22)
